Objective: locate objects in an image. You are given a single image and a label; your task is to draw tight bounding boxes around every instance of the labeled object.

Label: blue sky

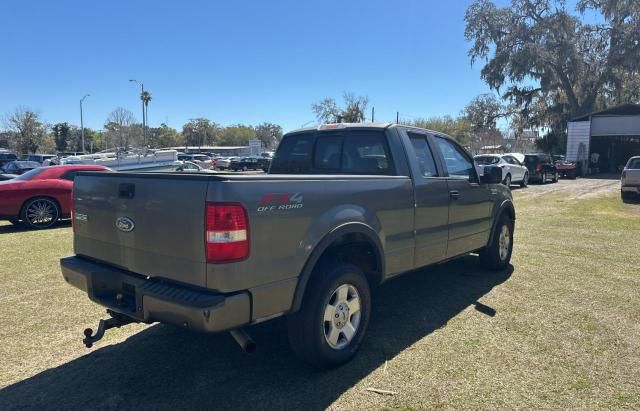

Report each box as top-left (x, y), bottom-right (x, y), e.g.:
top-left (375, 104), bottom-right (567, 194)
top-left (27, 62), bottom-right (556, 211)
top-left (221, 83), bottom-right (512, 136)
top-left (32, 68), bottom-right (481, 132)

top-left (0, 0), bottom-right (513, 133)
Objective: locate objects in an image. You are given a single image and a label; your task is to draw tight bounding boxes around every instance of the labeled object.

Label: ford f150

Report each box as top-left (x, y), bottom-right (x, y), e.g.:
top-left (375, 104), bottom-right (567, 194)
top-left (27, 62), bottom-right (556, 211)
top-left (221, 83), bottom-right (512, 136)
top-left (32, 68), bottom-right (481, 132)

top-left (61, 123), bottom-right (515, 368)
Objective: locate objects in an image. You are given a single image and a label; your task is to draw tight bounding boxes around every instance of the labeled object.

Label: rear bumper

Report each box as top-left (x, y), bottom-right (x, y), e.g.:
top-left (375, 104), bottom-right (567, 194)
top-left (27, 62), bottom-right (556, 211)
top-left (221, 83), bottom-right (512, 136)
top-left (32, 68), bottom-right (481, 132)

top-left (60, 256), bottom-right (250, 332)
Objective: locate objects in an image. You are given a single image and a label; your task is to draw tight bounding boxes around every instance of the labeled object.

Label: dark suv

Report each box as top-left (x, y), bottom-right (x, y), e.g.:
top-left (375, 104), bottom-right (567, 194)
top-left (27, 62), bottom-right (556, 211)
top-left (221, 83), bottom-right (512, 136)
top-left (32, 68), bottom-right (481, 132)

top-left (524, 154), bottom-right (558, 184)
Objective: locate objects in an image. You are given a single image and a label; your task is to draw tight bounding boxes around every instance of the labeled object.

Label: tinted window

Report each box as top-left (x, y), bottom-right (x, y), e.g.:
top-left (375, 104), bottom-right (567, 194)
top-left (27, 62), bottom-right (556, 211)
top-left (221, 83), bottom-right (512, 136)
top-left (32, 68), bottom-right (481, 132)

top-left (435, 136), bottom-right (476, 181)
top-left (13, 168), bottom-right (45, 181)
top-left (524, 155), bottom-right (539, 164)
top-left (314, 136), bottom-right (343, 169)
top-left (627, 158), bottom-right (640, 169)
top-left (270, 134), bottom-right (315, 173)
top-left (409, 133), bottom-right (438, 177)
top-left (60, 171), bottom-right (77, 181)
top-left (342, 133), bottom-right (391, 174)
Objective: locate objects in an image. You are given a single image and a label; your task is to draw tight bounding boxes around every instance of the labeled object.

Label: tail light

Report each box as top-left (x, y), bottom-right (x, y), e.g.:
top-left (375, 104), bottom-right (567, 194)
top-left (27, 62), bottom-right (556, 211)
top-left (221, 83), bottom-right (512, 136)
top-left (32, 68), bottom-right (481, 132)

top-left (535, 164), bottom-right (542, 172)
top-left (205, 203), bottom-right (249, 263)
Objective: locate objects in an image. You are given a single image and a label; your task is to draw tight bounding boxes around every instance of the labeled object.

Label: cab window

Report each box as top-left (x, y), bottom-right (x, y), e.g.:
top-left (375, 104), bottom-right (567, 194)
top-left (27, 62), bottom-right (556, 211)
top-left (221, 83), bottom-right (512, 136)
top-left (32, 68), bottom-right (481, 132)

top-left (434, 136), bottom-right (477, 182)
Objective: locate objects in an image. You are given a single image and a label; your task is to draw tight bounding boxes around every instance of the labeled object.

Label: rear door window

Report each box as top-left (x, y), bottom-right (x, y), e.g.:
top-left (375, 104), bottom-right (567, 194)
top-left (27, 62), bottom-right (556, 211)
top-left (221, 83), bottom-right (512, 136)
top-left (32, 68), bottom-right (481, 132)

top-left (408, 133), bottom-right (438, 177)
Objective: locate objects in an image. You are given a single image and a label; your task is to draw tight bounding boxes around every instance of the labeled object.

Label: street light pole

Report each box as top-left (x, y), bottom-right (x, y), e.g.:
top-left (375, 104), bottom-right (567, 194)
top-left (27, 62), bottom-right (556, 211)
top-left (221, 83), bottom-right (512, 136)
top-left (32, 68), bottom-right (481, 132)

top-left (80, 94), bottom-right (90, 153)
top-left (129, 79), bottom-right (145, 146)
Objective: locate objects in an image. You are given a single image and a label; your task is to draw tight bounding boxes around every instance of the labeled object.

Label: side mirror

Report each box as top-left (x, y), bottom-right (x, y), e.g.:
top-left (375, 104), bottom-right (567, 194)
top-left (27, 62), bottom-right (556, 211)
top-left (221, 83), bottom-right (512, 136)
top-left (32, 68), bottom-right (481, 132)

top-left (480, 165), bottom-right (503, 184)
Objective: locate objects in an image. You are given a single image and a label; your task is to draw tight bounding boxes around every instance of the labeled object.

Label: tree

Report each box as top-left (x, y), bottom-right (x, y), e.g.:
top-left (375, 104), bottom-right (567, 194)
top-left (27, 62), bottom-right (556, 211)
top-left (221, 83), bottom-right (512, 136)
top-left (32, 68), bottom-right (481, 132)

top-left (51, 122), bottom-right (71, 152)
top-left (463, 94), bottom-right (509, 131)
top-left (218, 124), bottom-right (256, 146)
top-left (408, 115), bottom-right (472, 144)
top-left (104, 107), bottom-right (137, 150)
top-left (4, 107), bottom-right (47, 154)
top-left (464, 0), bottom-right (640, 134)
top-left (312, 93), bottom-right (369, 123)
top-left (149, 123), bottom-right (183, 148)
top-left (182, 118), bottom-right (219, 147)
top-left (255, 122), bottom-right (283, 149)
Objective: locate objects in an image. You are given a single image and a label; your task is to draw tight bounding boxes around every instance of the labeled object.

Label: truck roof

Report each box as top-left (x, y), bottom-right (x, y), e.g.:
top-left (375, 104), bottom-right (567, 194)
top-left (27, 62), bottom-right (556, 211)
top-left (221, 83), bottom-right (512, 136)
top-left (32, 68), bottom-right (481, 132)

top-left (286, 122), bottom-right (455, 140)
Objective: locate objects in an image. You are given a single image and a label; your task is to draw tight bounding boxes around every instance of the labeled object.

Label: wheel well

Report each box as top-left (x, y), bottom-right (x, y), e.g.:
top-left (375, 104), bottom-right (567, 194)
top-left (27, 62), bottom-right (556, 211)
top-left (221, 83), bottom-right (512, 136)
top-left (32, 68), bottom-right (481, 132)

top-left (314, 232), bottom-right (383, 288)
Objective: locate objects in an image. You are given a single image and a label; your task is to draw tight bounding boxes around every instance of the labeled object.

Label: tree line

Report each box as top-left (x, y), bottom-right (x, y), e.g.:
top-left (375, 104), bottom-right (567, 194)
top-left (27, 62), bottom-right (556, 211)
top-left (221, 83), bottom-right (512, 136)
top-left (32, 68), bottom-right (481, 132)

top-left (0, 106), bottom-right (283, 155)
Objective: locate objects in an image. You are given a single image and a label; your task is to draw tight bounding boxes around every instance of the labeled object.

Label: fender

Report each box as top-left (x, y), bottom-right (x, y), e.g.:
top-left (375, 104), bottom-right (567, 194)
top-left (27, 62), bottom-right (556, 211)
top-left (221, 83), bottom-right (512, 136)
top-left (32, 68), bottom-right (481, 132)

top-left (486, 199), bottom-right (516, 247)
top-left (290, 222), bottom-right (385, 313)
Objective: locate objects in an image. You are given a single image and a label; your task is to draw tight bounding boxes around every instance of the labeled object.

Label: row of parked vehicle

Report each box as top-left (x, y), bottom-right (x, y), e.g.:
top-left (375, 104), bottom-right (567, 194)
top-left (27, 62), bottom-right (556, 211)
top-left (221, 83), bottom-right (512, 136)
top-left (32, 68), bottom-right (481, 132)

top-left (473, 152), bottom-right (566, 188)
top-left (176, 153), bottom-right (273, 172)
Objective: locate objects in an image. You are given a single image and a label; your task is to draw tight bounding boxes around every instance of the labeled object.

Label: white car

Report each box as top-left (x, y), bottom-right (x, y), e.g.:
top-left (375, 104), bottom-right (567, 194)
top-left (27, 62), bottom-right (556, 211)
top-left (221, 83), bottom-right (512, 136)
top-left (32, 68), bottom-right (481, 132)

top-left (621, 156), bottom-right (640, 202)
top-left (215, 157), bottom-right (237, 170)
top-left (474, 154), bottom-right (529, 187)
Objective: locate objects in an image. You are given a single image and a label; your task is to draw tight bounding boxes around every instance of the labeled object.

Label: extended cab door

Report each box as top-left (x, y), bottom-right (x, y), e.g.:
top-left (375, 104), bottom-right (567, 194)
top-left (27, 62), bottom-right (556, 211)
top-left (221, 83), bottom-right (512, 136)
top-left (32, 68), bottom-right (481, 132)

top-left (404, 131), bottom-right (449, 266)
top-left (432, 136), bottom-right (494, 257)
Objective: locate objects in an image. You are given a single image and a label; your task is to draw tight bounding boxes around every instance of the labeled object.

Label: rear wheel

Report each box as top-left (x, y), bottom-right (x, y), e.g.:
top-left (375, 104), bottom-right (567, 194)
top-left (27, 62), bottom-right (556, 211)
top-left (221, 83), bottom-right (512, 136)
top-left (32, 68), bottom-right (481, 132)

top-left (621, 191), bottom-right (634, 203)
top-left (21, 198), bottom-right (59, 229)
top-left (479, 215), bottom-right (514, 270)
top-left (287, 262), bottom-right (371, 369)
top-left (552, 171), bottom-right (559, 183)
top-left (541, 172), bottom-right (547, 184)
top-left (520, 173), bottom-right (529, 188)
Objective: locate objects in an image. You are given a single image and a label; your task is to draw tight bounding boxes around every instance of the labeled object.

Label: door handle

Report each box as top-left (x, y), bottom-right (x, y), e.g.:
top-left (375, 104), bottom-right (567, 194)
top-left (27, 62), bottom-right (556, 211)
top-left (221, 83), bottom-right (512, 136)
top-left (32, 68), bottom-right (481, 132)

top-left (449, 190), bottom-right (460, 200)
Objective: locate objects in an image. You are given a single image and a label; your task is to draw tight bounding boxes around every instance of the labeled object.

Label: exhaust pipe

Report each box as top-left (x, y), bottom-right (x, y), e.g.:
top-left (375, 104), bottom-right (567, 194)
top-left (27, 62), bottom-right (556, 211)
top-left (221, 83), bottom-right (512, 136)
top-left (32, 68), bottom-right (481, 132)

top-left (230, 328), bottom-right (256, 353)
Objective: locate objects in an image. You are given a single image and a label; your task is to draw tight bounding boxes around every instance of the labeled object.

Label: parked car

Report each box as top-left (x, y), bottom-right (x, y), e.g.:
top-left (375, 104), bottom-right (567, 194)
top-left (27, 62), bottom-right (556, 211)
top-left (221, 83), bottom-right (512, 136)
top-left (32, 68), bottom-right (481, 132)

top-left (621, 156), bottom-right (640, 202)
top-left (175, 161), bottom-right (203, 172)
top-left (62, 123), bottom-right (515, 369)
top-left (21, 154), bottom-right (57, 165)
top-left (257, 156), bottom-right (271, 172)
top-left (230, 157), bottom-right (260, 171)
top-left (0, 165), bottom-right (111, 229)
top-left (552, 155), bottom-right (578, 179)
top-left (0, 152), bottom-right (18, 169)
top-left (176, 154), bottom-right (213, 169)
top-left (215, 157), bottom-right (237, 170)
top-left (474, 154), bottom-right (529, 187)
top-left (1, 160), bottom-right (41, 175)
top-left (523, 154), bottom-right (558, 184)
top-left (0, 174), bottom-right (18, 181)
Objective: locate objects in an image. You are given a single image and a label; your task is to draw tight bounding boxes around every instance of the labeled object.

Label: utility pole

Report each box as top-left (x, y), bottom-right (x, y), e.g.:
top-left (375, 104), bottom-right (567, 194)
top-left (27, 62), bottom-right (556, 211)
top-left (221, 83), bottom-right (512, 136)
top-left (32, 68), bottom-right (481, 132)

top-left (80, 94), bottom-right (90, 153)
top-left (396, 112), bottom-right (399, 124)
top-left (371, 107), bottom-right (375, 123)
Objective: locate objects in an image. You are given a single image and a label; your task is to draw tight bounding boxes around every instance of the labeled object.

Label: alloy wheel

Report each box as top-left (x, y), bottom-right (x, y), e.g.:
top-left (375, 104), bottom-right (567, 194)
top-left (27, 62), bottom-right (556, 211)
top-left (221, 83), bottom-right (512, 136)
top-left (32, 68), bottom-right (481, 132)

top-left (323, 284), bottom-right (362, 349)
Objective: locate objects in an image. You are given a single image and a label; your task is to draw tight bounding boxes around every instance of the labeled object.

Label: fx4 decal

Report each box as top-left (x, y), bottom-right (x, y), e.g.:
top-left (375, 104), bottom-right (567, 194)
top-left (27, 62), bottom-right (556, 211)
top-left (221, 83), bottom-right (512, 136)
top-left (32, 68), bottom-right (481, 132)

top-left (257, 192), bottom-right (303, 212)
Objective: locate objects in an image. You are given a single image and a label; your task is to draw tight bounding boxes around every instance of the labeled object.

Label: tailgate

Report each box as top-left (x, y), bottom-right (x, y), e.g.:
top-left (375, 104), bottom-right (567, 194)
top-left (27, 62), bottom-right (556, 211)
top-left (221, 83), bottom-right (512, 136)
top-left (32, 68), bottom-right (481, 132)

top-left (625, 169), bottom-right (640, 185)
top-left (73, 173), bottom-right (209, 287)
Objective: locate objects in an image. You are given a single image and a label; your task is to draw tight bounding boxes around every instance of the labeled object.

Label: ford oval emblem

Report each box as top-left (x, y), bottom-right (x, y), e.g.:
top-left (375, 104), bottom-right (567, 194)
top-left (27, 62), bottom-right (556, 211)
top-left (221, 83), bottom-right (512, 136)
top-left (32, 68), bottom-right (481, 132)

top-left (116, 216), bottom-right (135, 232)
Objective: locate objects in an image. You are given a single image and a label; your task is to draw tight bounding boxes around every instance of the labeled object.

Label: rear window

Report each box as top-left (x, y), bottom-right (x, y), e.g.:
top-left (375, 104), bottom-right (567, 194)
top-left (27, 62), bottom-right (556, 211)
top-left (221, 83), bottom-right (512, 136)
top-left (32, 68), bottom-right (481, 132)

top-left (627, 158), bottom-right (640, 169)
top-left (475, 156), bottom-right (500, 165)
top-left (524, 155), bottom-right (539, 164)
top-left (270, 130), bottom-right (393, 175)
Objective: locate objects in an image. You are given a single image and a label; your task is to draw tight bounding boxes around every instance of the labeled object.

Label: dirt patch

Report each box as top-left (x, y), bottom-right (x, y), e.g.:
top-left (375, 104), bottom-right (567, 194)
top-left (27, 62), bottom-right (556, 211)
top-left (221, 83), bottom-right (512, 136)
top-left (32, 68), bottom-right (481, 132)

top-left (512, 175), bottom-right (620, 201)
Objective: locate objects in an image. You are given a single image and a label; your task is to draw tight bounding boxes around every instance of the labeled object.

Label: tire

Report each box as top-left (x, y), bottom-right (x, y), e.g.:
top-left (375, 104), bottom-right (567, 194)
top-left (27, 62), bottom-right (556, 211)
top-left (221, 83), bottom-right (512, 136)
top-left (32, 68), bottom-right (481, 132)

top-left (541, 172), bottom-right (547, 184)
top-left (520, 172), bottom-right (529, 188)
top-left (21, 197), bottom-right (60, 229)
top-left (287, 262), bottom-right (371, 369)
top-left (552, 171), bottom-right (559, 183)
top-left (479, 214), bottom-right (514, 271)
top-left (570, 170), bottom-right (577, 180)
top-left (242, 166), bottom-right (248, 171)
top-left (621, 191), bottom-right (634, 203)
top-left (503, 174), bottom-right (511, 187)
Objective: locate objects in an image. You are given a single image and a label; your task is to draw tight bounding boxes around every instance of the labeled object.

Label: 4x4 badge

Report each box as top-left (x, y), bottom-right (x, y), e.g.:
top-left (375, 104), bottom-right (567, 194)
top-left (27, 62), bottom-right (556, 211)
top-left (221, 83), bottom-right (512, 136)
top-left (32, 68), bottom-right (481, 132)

top-left (116, 216), bottom-right (135, 232)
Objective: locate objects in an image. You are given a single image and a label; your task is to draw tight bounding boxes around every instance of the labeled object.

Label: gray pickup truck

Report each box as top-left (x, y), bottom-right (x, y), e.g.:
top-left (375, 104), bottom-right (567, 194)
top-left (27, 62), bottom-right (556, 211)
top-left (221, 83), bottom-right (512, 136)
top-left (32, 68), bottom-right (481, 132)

top-left (61, 123), bottom-right (515, 368)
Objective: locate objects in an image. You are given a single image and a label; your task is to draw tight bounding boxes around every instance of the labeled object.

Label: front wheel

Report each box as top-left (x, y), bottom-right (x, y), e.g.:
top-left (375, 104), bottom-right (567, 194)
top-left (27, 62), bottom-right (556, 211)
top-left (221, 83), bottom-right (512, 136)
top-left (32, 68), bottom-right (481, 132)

top-left (503, 174), bottom-right (511, 187)
top-left (287, 262), bottom-right (371, 369)
top-left (520, 173), bottom-right (529, 188)
top-left (479, 215), bottom-right (514, 270)
top-left (21, 197), bottom-right (60, 229)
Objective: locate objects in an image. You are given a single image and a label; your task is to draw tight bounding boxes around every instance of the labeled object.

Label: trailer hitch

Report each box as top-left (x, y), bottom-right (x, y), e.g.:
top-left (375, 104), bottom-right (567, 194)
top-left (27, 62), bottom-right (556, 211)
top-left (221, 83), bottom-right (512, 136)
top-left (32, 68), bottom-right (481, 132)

top-left (82, 309), bottom-right (138, 348)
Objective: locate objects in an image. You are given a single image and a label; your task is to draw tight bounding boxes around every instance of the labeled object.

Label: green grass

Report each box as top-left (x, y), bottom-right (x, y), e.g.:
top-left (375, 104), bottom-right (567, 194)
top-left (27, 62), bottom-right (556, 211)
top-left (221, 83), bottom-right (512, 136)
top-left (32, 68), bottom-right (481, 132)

top-left (0, 187), bottom-right (639, 410)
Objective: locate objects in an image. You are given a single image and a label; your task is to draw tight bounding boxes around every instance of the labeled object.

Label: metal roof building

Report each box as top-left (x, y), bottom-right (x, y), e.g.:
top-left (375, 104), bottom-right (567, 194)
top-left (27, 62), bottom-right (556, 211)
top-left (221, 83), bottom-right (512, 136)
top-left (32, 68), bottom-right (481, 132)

top-left (567, 104), bottom-right (640, 174)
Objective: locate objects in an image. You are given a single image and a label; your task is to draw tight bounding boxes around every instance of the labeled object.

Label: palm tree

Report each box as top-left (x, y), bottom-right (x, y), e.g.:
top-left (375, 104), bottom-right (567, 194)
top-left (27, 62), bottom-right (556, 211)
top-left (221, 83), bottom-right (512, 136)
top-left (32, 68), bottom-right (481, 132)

top-left (140, 91), bottom-right (152, 145)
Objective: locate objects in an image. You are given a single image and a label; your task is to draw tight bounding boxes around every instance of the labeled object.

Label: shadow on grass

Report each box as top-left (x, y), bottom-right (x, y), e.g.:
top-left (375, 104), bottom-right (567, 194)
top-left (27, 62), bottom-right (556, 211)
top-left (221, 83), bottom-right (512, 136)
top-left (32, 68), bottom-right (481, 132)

top-left (0, 220), bottom-right (71, 234)
top-left (0, 257), bottom-right (512, 410)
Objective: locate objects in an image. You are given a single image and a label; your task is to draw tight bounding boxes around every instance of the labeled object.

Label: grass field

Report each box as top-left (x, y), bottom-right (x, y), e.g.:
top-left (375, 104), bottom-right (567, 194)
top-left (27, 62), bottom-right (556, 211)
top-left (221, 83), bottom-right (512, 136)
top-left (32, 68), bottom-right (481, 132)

top-left (1, 179), bottom-right (639, 409)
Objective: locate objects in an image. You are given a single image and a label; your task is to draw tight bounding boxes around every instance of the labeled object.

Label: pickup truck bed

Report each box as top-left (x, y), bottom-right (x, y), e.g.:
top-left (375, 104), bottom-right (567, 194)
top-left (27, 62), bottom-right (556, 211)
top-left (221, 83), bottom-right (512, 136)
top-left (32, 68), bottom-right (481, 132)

top-left (62, 123), bottom-right (515, 368)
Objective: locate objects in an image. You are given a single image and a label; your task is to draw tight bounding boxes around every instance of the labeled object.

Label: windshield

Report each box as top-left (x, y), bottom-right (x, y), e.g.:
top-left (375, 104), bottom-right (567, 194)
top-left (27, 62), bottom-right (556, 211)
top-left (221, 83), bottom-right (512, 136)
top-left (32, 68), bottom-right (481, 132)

top-left (13, 167), bottom-right (46, 181)
top-left (474, 156), bottom-right (500, 165)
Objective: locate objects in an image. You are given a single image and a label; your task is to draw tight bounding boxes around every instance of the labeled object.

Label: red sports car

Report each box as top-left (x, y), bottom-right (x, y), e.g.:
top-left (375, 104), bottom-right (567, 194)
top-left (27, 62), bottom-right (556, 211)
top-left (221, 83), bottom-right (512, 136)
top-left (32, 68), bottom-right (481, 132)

top-left (0, 165), bottom-right (111, 229)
